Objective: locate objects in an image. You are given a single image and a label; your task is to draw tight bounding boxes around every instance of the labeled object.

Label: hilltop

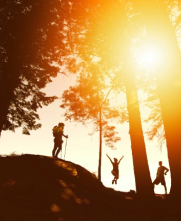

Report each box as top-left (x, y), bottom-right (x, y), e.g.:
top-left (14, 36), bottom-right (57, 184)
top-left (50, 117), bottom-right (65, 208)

top-left (0, 154), bottom-right (180, 221)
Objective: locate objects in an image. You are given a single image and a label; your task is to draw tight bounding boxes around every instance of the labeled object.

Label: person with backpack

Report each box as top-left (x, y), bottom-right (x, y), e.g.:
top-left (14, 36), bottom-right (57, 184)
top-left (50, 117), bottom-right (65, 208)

top-left (52, 122), bottom-right (68, 158)
top-left (106, 154), bottom-right (124, 184)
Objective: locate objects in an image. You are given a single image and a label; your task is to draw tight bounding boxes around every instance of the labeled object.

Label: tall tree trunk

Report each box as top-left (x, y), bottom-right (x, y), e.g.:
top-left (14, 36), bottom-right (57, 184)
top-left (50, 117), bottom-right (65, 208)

top-left (155, 1), bottom-right (181, 199)
top-left (136, 0), bottom-right (181, 198)
top-left (98, 107), bottom-right (102, 181)
top-left (158, 86), bottom-right (181, 198)
top-left (121, 28), bottom-right (154, 198)
top-left (125, 75), bottom-right (154, 198)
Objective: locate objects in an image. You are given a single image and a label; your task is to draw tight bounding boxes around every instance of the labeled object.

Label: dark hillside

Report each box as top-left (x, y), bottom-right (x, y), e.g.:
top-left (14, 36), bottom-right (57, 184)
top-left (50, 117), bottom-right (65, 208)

top-left (0, 154), bottom-right (180, 221)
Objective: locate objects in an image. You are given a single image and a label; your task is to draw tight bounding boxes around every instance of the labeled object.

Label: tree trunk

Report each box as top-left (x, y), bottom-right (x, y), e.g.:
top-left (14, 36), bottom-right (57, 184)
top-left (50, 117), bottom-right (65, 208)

top-left (121, 26), bottom-right (154, 198)
top-left (158, 85), bottom-right (181, 198)
top-left (155, 1), bottom-right (181, 199)
top-left (98, 107), bottom-right (102, 181)
top-left (125, 76), bottom-right (154, 198)
top-left (137, 0), bottom-right (181, 198)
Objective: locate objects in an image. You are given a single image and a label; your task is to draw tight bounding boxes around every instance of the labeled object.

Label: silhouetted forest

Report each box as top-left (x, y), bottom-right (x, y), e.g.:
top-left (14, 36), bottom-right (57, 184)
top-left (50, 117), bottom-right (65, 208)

top-left (1, 0), bottom-right (181, 208)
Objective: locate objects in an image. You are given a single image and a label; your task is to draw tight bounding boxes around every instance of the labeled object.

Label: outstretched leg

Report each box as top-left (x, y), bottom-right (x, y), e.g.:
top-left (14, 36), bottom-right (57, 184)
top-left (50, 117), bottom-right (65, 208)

top-left (112, 176), bottom-right (117, 185)
top-left (115, 178), bottom-right (117, 185)
top-left (114, 174), bottom-right (119, 185)
top-left (55, 147), bottom-right (62, 158)
top-left (54, 140), bottom-right (63, 158)
top-left (52, 144), bottom-right (57, 157)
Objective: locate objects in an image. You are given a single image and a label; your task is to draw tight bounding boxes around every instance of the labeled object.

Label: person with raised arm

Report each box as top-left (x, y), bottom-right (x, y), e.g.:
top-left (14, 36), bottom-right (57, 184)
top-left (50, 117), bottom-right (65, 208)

top-left (106, 154), bottom-right (124, 184)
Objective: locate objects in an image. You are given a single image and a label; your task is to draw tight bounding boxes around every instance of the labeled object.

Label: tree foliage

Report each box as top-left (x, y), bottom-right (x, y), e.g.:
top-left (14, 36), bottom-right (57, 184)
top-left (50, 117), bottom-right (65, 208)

top-left (0, 1), bottom-right (62, 134)
top-left (0, 0), bottom-right (97, 135)
top-left (59, 0), bottom-right (155, 194)
top-left (61, 64), bottom-right (127, 148)
top-left (61, 62), bottom-right (128, 181)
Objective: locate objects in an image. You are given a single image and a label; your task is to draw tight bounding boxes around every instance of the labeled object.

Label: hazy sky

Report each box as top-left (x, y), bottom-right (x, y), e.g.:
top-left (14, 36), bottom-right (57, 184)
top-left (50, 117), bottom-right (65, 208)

top-left (0, 74), bottom-right (170, 194)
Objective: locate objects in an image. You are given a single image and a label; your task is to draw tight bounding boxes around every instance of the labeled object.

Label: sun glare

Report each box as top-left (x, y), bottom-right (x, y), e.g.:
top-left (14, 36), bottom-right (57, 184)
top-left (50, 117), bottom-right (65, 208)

top-left (135, 42), bottom-right (165, 70)
top-left (137, 47), bottom-right (159, 68)
top-left (140, 49), bottom-right (157, 66)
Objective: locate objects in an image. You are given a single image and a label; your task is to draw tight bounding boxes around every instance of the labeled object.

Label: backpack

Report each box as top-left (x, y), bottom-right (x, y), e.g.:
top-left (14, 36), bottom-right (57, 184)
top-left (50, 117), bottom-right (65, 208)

top-left (52, 126), bottom-right (58, 137)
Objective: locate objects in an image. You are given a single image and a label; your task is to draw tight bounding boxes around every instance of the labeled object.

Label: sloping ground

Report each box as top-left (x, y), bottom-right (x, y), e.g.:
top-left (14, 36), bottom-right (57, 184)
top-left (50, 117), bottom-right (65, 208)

top-left (0, 154), bottom-right (180, 221)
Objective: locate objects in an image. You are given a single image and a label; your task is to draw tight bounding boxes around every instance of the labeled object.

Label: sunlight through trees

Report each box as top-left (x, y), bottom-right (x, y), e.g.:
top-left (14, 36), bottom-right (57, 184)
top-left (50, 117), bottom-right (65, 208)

top-left (2, 0), bottom-right (181, 199)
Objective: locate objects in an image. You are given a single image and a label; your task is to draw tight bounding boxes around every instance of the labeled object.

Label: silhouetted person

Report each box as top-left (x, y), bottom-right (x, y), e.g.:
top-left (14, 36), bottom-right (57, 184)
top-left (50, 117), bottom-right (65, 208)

top-left (52, 122), bottom-right (68, 158)
top-left (153, 161), bottom-right (169, 194)
top-left (106, 154), bottom-right (124, 184)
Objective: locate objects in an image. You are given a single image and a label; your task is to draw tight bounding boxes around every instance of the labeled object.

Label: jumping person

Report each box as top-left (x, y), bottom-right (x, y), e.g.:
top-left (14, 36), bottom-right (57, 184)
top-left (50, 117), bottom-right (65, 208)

top-left (106, 154), bottom-right (124, 184)
top-left (52, 122), bottom-right (68, 158)
top-left (153, 161), bottom-right (169, 194)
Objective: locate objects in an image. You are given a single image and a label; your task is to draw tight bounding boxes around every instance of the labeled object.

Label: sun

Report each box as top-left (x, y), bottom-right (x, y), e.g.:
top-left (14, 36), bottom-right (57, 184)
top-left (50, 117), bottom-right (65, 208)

top-left (137, 46), bottom-right (161, 68)
top-left (134, 41), bottom-right (165, 70)
top-left (139, 49), bottom-right (158, 66)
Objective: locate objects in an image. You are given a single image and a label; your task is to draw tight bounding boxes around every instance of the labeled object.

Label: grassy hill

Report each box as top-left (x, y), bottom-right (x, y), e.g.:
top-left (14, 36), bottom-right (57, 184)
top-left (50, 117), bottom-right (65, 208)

top-left (0, 154), bottom-right (180, 221)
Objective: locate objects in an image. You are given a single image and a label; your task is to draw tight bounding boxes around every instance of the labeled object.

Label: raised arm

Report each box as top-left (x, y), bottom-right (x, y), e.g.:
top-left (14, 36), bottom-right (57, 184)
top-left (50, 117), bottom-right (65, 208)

top-left (106, 154), bottom-right (113, 163)
top-left (118, 156), bottom-right (124, 164)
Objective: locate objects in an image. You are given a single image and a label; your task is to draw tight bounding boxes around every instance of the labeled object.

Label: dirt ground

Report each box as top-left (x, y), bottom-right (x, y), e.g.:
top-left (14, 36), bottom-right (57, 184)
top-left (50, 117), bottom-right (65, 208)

top-left (0, 154), bottom-right (180, 221)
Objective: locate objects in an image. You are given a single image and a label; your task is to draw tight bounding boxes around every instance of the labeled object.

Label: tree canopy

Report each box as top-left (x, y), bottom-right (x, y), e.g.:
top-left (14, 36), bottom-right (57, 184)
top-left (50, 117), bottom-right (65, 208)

top-left (0, 0), bottom-right (94, 135)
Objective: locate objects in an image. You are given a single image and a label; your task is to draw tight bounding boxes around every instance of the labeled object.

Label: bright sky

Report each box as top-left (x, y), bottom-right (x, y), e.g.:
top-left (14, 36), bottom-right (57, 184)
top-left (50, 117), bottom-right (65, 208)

top-left (0, 73), bottom-right (171, 194)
